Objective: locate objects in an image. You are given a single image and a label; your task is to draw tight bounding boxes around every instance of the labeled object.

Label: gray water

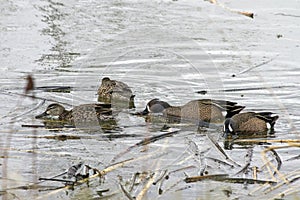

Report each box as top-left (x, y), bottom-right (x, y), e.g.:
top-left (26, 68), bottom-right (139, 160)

top-left (1, 0), bottom-right (300, 199)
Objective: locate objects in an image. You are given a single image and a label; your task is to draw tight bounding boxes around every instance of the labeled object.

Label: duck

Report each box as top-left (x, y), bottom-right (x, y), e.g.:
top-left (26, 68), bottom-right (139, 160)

top-left (35, 103), bottom-right (115, 126)
top-left (97, 77), bottom-right (135, 109)
top-left (139, 98), bottom-right (245, 123)
top-left (223, 112), bottom-right (279, 138)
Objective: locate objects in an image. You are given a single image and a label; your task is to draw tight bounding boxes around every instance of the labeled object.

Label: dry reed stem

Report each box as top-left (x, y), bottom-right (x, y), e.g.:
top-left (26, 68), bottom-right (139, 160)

top-left (261, 144), bottom-right (300, 183)
top-left (249, 170), bottom-right (300, 196)
top-left (234, 139), bottom-right (300, 144)
top-left (119, 182), bottom-right (135, 200)
top-left (269, 178), bottom-right (300, 200)
top-left (263, 170), bottom-right (300, 194)
top-left (208, 0), bottom-right (254, 18)
top-left (135, 173), bottom-right (156, 200)
top-left (35, 149), bottom-right (165, 199)
top-left (135, 136), bottom-right (171, 199)
top-left (184, 174), bottom-right (229, 183)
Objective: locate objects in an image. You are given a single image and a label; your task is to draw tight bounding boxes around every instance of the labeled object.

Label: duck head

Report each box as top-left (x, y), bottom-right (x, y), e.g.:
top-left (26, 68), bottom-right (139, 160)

top-left (35, 103), bottom-right (66, 119)
top-left (223, 118), bottom-right (236, 138)
top-left (140, 98), bottom-right (171, 115)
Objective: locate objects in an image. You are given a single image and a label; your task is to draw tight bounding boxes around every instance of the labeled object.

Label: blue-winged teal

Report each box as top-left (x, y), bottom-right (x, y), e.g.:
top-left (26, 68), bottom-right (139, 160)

top-left (35, 103), bottom-right (114, 124)
top-left (223, 112), bottom-right (279, 137)
top-left (97, 77), bottom-right (135, 109)
top-left (139, 98), bottom-right (245, 123)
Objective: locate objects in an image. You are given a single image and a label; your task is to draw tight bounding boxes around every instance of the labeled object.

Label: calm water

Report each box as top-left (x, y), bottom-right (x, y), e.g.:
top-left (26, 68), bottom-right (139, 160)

top-left (1, 0), bottom-right (300, 199)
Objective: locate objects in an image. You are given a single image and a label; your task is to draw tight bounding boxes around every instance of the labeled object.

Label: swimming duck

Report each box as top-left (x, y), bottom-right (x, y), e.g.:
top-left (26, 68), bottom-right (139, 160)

top-left (139, 98), bottom-right (245, 123)
top-left (97, 77), bottom-right (135, 109)
top-left (223, 112), bottom-right (279, 137)
top-left (35, 103), bottom-right (115, 126)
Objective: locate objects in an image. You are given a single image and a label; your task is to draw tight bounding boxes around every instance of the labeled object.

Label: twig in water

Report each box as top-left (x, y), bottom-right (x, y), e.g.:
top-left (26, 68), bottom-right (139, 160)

top-left (264, 170), bottom-right (300, 195)
top-left (235, 147), bottom-right (253, 175)
top-left (253, 166), bottom-right (258, 180)
top-left (0, 91), bottom-right (74, 107)
top-left (153, 170), bottom-right (168, 195)
top-left (169, 166), bottom-right (196, 176)
top-left (132, 130), bottom-right (179, 148)
top-left (10, 100), bottom-right (45, 120)
top-left (135, 172), bottom-right (156, 200)
top-left (184, 174), bottom-right (229, 183)
top-left (269, 148), bottom-right (282, 176)
top-left (185, 175), bottom-right (276, 185)
top-left (38, 178), bottom-right (75, 185)
top-left (261, 145), bottom-right (290, 183)
top-left (237, 56), bottom-right (277, 75)
top-left (285, 154), bottom-right (300, 161)
top-left (163, 177), bottom-right (185, 194)
top-left (119, 182), bottom-right (135, 200)
top-left (206, 157), bottom-right (235, 168)
top-left (206, 134), bottom-right (241, 167)
top-left (153, 170), bottom-right (168, 186)
top-left (129, 172), bottom-right (140, 192)
top-left (186, 139), bottom-right (208, 175)
top-left (111, 130), bottom-right (179, 162)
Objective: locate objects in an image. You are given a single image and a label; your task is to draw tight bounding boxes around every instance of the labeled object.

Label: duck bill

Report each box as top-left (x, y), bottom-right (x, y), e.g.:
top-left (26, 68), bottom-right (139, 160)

top-left (139, 108), bottom-right (149, 115)
top-left (132, 107), bottom-right (149, 116)
top-left (35, 112), bottom-right (48, 119)
top-left (222, 129), bottom-right (231, 139)
top-left (223, 131), bottom-right (229, 139)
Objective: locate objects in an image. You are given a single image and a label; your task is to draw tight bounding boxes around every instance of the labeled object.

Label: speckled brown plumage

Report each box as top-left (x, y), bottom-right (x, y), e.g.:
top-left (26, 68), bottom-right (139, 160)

top-left (231, 113), bottom-right (268, 133)
top-left (164, 100), bottom-right (225, 123)
top-left (141, 99), bottom-right (245, 123)
top-left (224, 112), bottom-right (279, 135)
top-left (36, 103), bottom-right (115, 125)
top-left (97, 77), bottom-right (135, 108)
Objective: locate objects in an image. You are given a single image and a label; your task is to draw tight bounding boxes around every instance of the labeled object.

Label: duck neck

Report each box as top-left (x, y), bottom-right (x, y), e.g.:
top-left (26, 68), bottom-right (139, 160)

top-left (60, 110), bottom-right (72, 120)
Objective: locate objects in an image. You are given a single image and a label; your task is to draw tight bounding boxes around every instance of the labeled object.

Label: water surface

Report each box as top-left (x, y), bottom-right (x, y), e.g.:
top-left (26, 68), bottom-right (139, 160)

top-left (0, 0), bottom-right (299, 199)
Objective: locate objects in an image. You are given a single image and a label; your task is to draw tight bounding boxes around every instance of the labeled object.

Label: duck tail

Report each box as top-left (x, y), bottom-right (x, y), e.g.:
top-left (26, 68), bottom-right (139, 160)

top-left (225, 106), bottom-right (245, 118)
top-left (270, 115), bottom-right (279, 128)
top-left (256, 112), bottom-right (279, 128)
top-left (207, 100), bottom-right (245, 117)
top-left (130, 95), bottom-right (135, 101)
